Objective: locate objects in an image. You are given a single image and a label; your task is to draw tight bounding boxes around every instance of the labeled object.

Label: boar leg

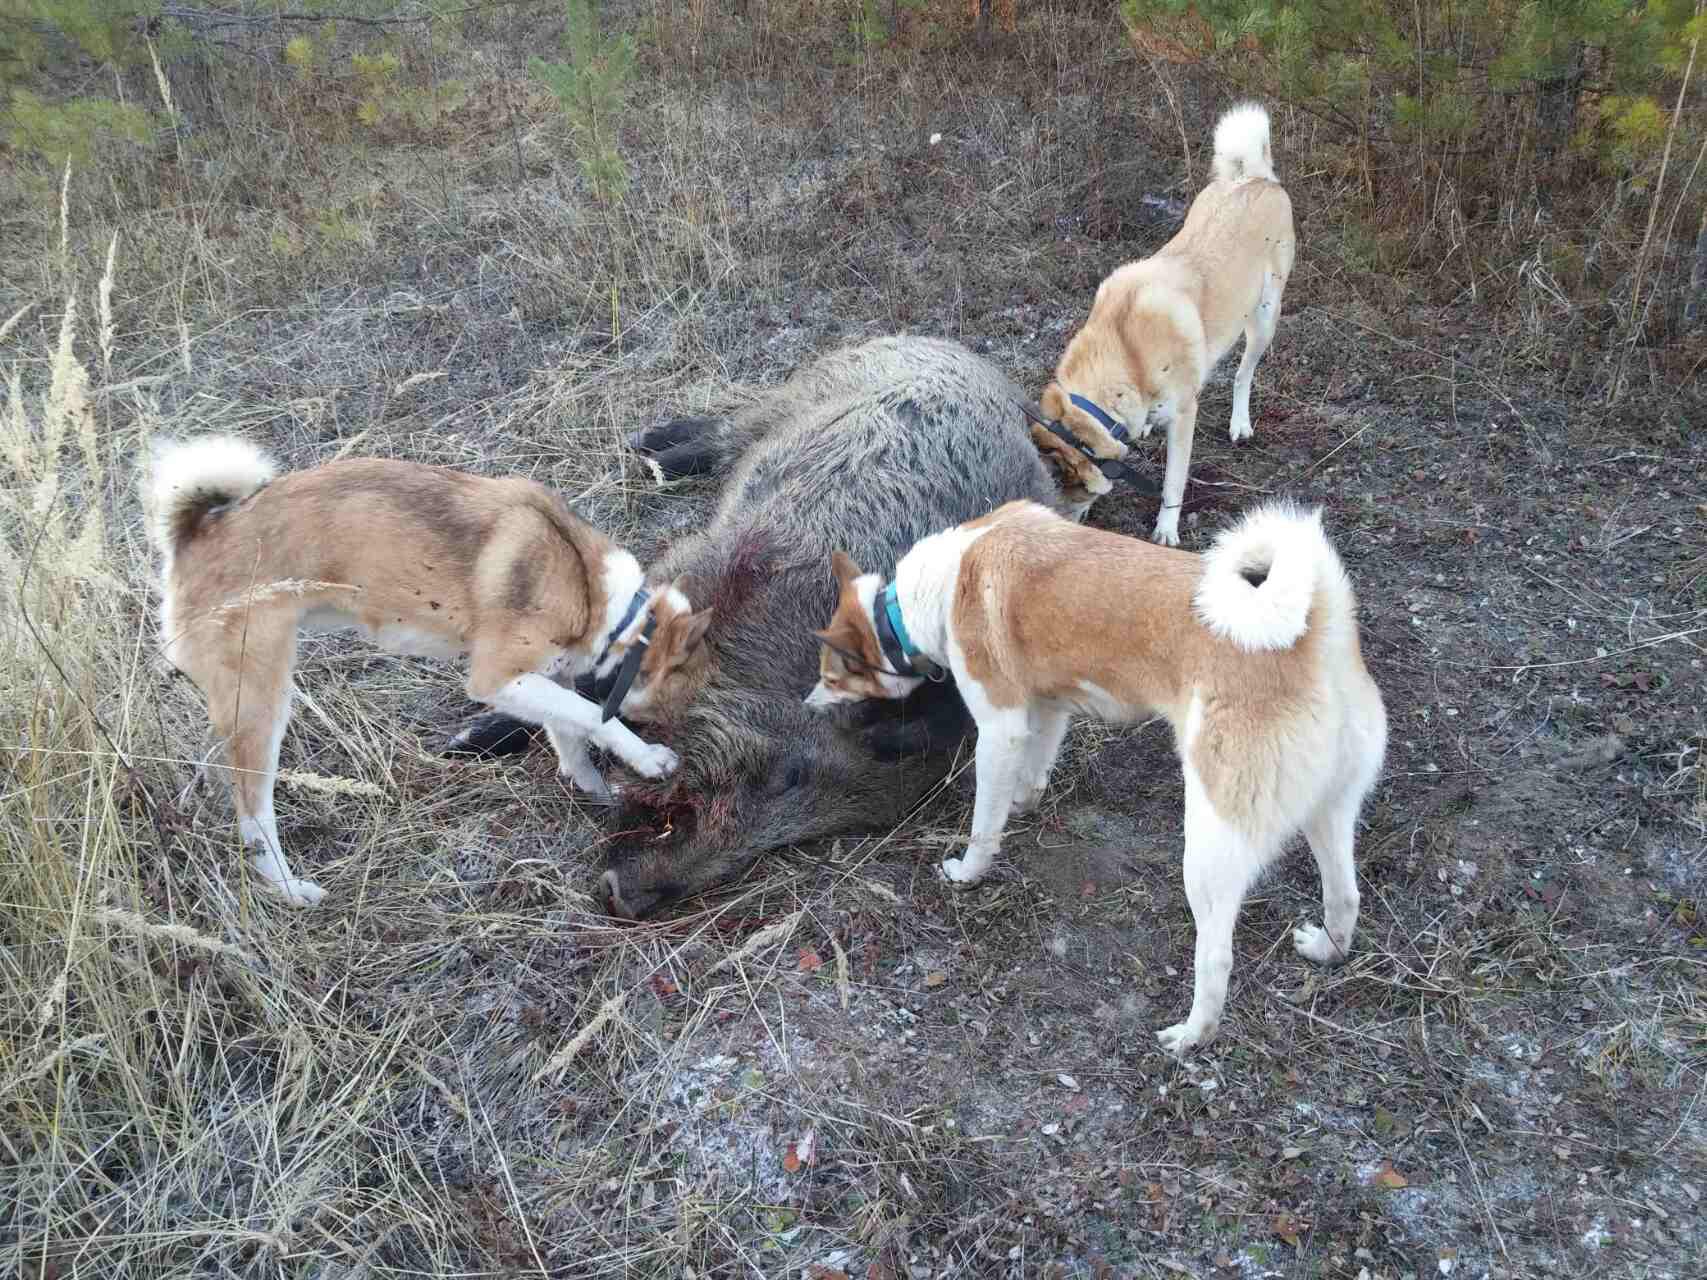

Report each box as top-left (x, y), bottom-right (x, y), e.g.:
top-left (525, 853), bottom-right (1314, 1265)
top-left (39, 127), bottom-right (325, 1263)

top-left (630, 415), bottom-right (734, 480)
top-left (442, 710), bottom-right (540, 758)
top-left (630, 410), bottom-right (794, 481)
top-left (442, 672), bottom-right (603, 759)
top-left (856, 680), bottom-right (973, 761)
top-left (628, 415), bottom-right (721, 456)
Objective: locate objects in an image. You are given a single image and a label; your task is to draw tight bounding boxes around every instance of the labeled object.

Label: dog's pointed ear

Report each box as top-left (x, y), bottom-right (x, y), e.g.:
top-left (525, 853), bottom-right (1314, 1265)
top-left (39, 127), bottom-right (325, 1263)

top-left (679, 608), bottom-right (713, 651)
top-left (1039, 382), bottom-right (1067, 421)
top-left (830, 550), bottom-right (863, 589)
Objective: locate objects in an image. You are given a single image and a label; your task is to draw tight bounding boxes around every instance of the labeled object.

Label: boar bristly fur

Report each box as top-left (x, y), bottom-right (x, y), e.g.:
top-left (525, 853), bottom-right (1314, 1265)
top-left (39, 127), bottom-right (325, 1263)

top-left (600, 336), bottom-right (1061, 917)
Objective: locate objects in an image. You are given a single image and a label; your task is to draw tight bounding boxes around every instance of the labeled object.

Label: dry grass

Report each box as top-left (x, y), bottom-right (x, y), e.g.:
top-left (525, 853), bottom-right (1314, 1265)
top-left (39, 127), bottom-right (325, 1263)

top-left (3, 6), bottom-right (1705, 1278)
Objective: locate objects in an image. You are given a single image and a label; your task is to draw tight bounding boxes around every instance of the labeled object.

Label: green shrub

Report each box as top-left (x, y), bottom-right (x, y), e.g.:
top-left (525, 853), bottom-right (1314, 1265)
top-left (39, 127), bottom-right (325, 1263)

top-left (1122, 0), bottom-right (1702, 210)
top-left (530, 0), bottom-right (636, 204)
top-left (2, 0), bottom-right (160, 171)
top-left (6, 87), bottom-right (153, 167)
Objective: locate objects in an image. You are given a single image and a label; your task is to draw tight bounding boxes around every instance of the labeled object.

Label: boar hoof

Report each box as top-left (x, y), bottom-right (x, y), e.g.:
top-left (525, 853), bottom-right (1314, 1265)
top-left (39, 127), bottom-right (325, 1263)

top-left (443, 713), bottom-right (538, 758)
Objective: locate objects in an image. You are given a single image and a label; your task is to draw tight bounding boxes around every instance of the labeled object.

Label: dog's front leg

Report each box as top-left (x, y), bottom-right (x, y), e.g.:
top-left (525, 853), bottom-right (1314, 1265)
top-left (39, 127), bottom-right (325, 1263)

top-left (544, 726), bottom-right (617, 804)
top-left (487, 674), bottom-right (680, 782)
top-left (941, 707), bottom-right (1029, 885)
top-left (1153, 397), bottom-right (1197, 547)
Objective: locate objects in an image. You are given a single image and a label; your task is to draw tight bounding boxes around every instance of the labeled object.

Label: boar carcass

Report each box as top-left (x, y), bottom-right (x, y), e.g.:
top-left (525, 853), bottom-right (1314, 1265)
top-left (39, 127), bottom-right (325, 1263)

top-left (454, 336), bottom-right (1062, 916)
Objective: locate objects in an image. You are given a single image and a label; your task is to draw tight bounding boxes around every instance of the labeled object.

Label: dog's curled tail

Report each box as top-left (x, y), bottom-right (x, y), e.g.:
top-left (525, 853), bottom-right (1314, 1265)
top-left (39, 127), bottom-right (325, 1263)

top-left (1212, 102), bottom-right (1276, 185)
top-left (143, 435), bottom-right (277, 557)
top-left (1194, 503), bottom-right (1348, 652)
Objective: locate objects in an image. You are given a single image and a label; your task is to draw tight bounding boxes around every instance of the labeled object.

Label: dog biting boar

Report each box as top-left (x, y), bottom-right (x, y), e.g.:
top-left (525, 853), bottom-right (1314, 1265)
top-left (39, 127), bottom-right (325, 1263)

top-left (454, 336), bottom-right (1062, 916)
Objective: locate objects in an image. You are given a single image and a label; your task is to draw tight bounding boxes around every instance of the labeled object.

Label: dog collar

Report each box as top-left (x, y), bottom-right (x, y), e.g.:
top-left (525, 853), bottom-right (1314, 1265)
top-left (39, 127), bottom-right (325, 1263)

top-left (874, 583), bottom-right (945, 682)
top-left (1017, 401), bottom-right (1162, 497)
top-left (1068, 392), bottom-right (1130, 445)
top-left (593, 589), bottom-right (655, 722)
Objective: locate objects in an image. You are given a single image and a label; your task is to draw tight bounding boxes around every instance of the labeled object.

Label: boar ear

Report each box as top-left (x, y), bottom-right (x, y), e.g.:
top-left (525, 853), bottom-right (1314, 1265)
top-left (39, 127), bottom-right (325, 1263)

top-left (1039, 382), bottom-right (1067, 421)
top-left (830, 550), bottom-right (863, 588)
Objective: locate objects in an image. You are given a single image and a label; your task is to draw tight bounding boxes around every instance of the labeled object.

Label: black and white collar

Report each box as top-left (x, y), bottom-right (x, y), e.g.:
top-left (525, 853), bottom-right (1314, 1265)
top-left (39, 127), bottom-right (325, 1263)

top-left (592, 589), bottom-right (655, 722)
top-left (1018, 399), bottom-right (1162, 497)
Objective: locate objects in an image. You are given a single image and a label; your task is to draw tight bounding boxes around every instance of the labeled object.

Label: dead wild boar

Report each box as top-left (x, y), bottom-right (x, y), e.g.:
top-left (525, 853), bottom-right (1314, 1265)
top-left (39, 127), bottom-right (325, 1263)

top-left (452, 336), bottom-right (1062, 916)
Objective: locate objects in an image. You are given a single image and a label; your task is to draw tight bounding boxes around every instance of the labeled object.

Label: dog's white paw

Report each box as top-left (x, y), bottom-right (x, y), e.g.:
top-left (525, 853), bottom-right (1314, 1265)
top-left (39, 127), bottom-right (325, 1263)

top-left (1156, 1018), bottom-right (1214, 1060)
top-left (275, 878), bottom-right (327, 908)
top-left (627, 743), bottom-right (680, 780)
top-left (939, 856), bottom-right (987, 887)
top-left (1293, 923), bottom-right (1349, 966)
top-left (1151, 520), bottom-right (1181, 547)
top-left (1229, 415), bottom-right (1253, 443)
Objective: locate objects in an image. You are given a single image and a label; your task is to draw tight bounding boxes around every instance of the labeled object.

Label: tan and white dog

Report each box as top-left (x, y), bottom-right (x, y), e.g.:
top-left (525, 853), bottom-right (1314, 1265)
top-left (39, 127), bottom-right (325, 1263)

top-left (1034, 102), bottom-right (1295, 543)
top-left (143, 437), bottom-right (711, 907)
top-left (806, 499), bottom-right (1386, 1057)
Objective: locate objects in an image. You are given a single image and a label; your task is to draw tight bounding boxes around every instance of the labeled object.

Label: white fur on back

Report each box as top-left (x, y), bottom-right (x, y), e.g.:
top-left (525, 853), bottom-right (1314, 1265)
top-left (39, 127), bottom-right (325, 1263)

top-left (1194, 502), bottom-right (1337, 652)
top-left (144, 434), bottom-right (276, 555)
top-left (1212, 102), bottom-right (1275, 185)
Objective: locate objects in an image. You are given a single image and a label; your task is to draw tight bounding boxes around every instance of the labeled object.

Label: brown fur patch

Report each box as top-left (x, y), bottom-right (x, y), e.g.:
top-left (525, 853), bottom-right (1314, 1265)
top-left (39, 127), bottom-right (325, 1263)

top-left (812, 551), bottom-right (892, 701)
top-left (626, 585), bottom-right (715, 724)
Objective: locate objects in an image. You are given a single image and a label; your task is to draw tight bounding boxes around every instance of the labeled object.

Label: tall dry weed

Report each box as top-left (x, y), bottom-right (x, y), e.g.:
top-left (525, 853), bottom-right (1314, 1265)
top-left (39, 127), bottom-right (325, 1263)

top-left (0, 227), bottom-right (323, 1278)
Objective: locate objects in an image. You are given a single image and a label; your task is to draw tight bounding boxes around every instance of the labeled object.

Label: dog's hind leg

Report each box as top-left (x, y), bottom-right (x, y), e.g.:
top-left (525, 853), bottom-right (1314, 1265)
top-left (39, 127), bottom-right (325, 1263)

top-left (201, 622), bottom-right (326, 907)
top-left (1157, 775), bottom-right (1264, 1058)
top-left (1013, 703), bottom-right (1071, 814)
top-left (1293, 787), bottom-right (1363, 967)
top-left (1229, 269), bottom-right (1283, 443)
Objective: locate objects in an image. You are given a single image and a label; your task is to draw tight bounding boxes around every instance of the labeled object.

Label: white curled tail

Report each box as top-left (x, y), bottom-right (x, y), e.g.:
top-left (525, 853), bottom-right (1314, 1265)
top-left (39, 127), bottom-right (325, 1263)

top-left (143, 435), bottom-right (277, 557)
top-left (1212, 102), bottom-right (1276, 185)
top-left (1194, 503), bottom-right (1343, 652)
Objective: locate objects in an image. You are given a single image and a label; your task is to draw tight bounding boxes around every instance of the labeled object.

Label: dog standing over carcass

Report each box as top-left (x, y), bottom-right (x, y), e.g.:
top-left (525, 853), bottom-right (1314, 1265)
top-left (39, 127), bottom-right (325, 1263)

top-left (806, 499), bottom-right (1387, 1057)
top-left (142, 445), bottom-right (699, 907)
top-left (1034, 102), bottom-right (1296, 542)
